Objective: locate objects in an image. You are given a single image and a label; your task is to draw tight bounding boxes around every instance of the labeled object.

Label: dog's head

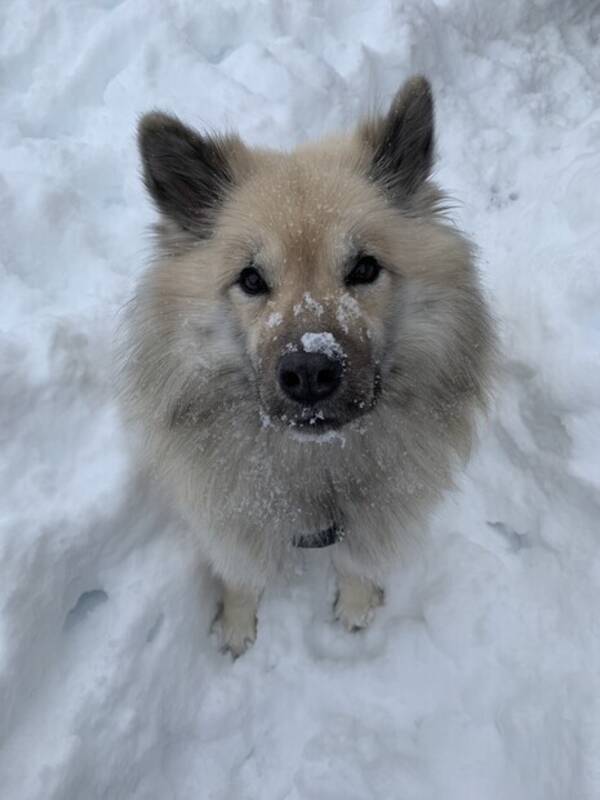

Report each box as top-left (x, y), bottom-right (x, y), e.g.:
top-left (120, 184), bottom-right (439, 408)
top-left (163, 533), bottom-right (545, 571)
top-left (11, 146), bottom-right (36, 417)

top-left (134, 77), bottom-right (490, 438)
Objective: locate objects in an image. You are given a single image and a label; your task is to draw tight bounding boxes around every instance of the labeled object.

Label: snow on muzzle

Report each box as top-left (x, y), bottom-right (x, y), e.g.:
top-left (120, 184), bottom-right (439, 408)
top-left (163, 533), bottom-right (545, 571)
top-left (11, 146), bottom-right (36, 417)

top-left (264, 330), bottom-right (378, 431)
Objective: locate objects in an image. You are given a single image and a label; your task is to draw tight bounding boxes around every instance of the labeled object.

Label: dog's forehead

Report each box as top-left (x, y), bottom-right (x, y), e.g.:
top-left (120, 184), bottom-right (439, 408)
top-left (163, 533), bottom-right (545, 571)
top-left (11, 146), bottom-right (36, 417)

top-left (238, 150), bottom-right (373, 266)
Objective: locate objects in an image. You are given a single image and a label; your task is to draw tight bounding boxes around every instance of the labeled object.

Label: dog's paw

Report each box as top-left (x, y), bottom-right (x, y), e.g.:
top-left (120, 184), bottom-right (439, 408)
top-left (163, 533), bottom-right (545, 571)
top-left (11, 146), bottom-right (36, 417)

top-left (210, 604), bottom-right (257, 659)
top-left (334, 578), bottom-right (384, 633)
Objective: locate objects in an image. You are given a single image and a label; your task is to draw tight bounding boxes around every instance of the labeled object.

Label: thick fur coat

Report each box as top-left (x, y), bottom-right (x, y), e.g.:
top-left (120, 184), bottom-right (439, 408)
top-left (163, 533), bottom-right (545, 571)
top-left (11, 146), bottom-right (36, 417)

top-left (120, 77), bottom-right (495, 655)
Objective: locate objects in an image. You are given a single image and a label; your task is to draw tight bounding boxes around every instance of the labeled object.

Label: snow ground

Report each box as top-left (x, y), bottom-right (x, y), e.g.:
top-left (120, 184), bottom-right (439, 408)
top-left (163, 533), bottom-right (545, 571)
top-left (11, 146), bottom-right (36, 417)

top-left (1, 0), bottom-right (600, 798)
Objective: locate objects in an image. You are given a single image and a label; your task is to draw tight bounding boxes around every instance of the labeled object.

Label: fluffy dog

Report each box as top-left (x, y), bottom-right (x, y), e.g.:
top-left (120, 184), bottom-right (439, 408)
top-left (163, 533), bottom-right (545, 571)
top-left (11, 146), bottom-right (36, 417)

top-left (120, 76), bottom-right (495, 656)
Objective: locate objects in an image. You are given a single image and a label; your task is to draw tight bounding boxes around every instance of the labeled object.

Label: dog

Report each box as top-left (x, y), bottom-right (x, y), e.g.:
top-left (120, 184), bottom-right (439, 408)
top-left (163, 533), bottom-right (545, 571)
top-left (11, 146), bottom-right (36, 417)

top-left (120, 76), bottom-right (495, 657)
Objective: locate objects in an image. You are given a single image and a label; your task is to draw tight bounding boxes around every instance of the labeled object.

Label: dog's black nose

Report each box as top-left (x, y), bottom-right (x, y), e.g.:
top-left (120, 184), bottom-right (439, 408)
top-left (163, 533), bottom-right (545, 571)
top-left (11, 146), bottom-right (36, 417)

top-left (278, 352), bottom-right (343, 405)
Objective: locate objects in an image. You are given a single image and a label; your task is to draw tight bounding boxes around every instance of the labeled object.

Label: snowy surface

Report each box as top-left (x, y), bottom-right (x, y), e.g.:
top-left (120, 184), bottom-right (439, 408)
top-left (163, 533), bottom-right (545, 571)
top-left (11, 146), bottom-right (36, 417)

top-left (2, 1), bottom-right (600, 798)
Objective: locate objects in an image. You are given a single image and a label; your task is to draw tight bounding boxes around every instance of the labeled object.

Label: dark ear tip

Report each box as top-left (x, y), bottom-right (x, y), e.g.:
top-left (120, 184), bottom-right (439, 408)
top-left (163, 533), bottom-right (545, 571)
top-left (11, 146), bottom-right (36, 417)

top-left (137, 111), bottom-right (181, 151)
top-left (394, 75), bottom-right (433, 112)
top-left (405, 75), bottom-right (432, 96)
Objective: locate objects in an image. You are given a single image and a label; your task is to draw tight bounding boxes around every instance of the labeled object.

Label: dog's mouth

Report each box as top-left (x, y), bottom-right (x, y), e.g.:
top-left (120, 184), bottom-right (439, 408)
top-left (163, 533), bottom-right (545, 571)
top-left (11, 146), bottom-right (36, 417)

top-left (268, 390), bottom-right (380, 436)
top-left (292, 414), bottom-right (343, 433)
top-left (257, 367), bottom-right (381, 435)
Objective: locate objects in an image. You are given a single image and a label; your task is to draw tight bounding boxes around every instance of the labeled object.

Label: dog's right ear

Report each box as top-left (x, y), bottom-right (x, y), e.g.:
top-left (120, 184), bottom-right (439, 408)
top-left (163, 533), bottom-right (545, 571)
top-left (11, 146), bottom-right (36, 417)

top-left (138, 112), bottom-right (246, 235)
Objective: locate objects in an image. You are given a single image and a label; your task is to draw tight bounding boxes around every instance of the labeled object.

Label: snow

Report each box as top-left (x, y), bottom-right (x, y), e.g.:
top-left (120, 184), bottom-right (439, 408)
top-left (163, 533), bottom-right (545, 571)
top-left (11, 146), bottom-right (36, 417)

top-left (290, 428), bottom-right (348, 447)
top-left (1, 1), bottom-right (600, 798)
top-left (336, 292), bottom-right (362, 334)
top-left (294, 292), bottom-right (325, 318)
top-left (266, 310), bottom-right (283, 328)
top-left (301, 331), bottom-right (345, 359)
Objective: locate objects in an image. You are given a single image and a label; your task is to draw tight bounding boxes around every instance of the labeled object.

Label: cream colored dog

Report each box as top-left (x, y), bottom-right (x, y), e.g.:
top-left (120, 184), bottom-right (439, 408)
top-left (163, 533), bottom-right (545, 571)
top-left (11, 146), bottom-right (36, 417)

top-left (121, 77), bottom-right (494, 656)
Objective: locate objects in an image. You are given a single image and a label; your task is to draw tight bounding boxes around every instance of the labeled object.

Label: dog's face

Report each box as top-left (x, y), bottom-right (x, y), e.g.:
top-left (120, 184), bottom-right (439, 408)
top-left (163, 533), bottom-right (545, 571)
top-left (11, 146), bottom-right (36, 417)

top-left (135, 78), bottom-right (489, 438)
top-left (220, 158), bottom-right (402, 433)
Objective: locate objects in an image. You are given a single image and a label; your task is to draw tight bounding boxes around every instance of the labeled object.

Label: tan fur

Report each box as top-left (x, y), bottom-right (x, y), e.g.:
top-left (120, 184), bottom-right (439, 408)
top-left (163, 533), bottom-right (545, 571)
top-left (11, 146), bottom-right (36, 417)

top-left (120, 78), bottom-right (495, 656)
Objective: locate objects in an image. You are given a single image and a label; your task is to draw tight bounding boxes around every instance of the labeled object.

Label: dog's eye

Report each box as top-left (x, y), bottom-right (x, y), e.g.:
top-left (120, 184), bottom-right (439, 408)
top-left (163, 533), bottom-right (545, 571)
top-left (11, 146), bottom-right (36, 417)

top-left (238, 266), bottom-right (269, 296)
top-left (345, 255), bottom-right (381, 286)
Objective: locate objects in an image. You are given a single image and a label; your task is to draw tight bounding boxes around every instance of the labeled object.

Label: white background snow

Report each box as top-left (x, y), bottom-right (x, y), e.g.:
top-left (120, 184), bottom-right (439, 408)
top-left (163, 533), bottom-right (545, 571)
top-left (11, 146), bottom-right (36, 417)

top-left (1, 1), bottom-right (600, 797)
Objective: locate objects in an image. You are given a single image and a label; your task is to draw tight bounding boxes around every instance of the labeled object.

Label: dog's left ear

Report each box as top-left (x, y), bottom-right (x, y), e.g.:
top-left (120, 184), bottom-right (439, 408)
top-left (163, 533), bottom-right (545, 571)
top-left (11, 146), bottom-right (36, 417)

top-left (360, 76), bottom-right (434, 201)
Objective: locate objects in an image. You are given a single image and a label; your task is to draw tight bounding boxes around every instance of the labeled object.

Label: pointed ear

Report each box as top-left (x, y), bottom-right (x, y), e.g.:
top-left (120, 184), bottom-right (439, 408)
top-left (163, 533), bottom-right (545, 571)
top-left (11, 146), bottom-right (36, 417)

top-left (361, 76), bottom-right (434, 201)
top-left (137, 112), bottom-right (247, 235)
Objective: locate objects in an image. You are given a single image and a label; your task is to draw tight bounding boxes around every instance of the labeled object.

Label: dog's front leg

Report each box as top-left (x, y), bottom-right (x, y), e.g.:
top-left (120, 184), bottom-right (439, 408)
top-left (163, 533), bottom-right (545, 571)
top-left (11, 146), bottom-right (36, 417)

top-left (332, 547), bottom-right (384, 632)
top-left (211, 583), bottom-right (260, 659)
top-left (333, 575), bottom-right (384, 632)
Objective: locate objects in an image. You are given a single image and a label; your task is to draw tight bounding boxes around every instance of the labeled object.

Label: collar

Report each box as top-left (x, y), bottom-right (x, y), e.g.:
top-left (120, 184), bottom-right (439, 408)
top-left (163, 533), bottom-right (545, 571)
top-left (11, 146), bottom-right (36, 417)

top-left (293, 525), bottom-right (345, 549)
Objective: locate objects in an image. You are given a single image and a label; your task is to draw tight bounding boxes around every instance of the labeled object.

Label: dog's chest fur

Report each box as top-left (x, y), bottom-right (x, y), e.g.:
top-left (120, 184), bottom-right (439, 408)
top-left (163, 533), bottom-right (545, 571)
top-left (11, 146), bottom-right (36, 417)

top-left (161, 391), bottom-right (459, 565)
